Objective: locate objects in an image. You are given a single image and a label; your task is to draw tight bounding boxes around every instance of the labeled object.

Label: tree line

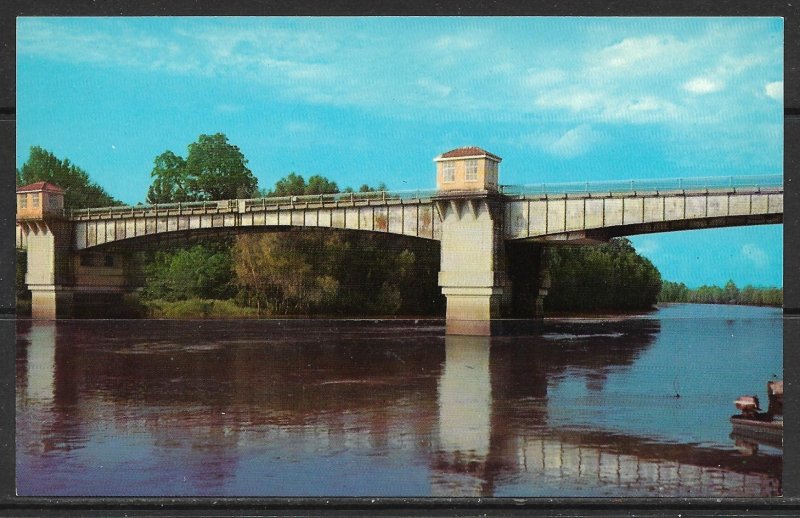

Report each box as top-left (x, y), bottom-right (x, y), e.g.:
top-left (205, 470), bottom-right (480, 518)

top-left (17, 146), bottom-right (119, 208)
top-left (658, 280), bottom-right (782, 307)
top-left (544, 238), bottom-right (663, 312)
top-left (15, 134), bottom-right (781, 316)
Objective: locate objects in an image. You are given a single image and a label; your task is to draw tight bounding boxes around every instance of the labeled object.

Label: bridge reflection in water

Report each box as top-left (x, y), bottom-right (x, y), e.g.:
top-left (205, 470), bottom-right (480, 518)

top-left (432, 331), bottom-right (780, 497)
top-left (511, 435), bottom-right (777, 497)
top-left (16, 318), bottom-right (780, 497)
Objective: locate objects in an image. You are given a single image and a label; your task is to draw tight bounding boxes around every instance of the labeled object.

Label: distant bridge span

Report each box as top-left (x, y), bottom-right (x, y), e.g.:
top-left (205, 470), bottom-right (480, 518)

top-left (16, 145), bottom-right (783, 333)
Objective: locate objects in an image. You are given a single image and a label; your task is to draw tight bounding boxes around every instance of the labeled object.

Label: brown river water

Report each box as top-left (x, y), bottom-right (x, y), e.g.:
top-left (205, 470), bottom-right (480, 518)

top-left (16, 304), bottom-right (782, 497)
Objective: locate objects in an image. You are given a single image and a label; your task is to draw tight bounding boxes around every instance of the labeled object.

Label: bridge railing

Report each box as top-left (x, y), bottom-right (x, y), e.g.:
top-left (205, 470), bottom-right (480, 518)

top-left (69, 199), bottom-right (237, 219)
top-left (66, 175), bottom-right (783, 219)
top-left (240, 188), bottom-right (440, 209)
top-left (68, 189), bottom-right (443, 219)
top-left (499, 174), bottom-right (783, 196)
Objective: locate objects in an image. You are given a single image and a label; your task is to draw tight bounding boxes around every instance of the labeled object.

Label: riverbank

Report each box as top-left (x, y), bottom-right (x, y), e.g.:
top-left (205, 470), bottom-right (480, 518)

top-left (12, 295), bottom-right (259, 319)
top-left (14, 296), bottom-right (784, 319)
top-left (540, 301), bottom-right (783, 321)
top-left (545, 307), bottom-right (657, 320)
top-left (142, 298), bottom-right (259, 319)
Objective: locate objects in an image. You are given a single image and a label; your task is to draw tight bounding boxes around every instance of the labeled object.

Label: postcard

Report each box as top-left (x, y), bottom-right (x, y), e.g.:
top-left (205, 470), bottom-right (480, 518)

top-left (14, 16), bottom-right (784, 498)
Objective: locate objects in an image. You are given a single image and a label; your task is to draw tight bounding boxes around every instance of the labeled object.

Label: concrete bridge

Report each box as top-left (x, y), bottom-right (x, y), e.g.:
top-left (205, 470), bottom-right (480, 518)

top-left (16, 147), bottom-right (783, 333)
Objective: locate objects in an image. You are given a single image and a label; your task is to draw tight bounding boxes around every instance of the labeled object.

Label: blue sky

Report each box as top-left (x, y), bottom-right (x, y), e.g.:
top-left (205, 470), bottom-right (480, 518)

top-left (16, 17), bottom-right (783, 287)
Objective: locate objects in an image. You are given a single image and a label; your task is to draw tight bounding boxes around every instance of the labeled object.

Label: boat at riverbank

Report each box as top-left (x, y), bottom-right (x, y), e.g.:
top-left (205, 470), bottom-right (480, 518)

top-left (730, 381), bottom-right (782, 447)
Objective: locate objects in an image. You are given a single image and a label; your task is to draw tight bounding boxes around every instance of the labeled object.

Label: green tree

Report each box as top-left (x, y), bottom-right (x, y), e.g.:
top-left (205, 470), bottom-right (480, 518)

top-left (187, 133), bottom-right (258, 200)
top-left (658, 280), bottom-right (690, 303)
top-left (268, 172), bottom-right (308, 197)
top-left (306, 175), bottom-right (339, 195)
top-left (140, 243), bottom-right (235, 301)
top-left (139, 134), bottom-right (257, 305)
top-left (659, 280), bottom-right (781, 307)
top-left (146, 151), bottom-right (191, 203)
top-left (233, 232), bottom-right (339, 315)
top-left (266, 173), bottom-right (341, 197)
top-left (545, 238), bottom-right (662, 312)
top-left (231, 174), bottom-right (441, 317)
top-left (359, 182), bottom-right (388, 192)
top-left (17, 146), bottom-right (118, 209)
top-left (241, 230), bottom-right (441, 316)
top-left (723, 280), bottom-right (740, 304)
top-left (146, 133), bottom-right (258, 203)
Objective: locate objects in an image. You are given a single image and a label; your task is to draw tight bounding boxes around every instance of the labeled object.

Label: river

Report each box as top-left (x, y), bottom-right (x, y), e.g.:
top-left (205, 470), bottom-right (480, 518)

top-left (15, 303), bottom-right (782, 497)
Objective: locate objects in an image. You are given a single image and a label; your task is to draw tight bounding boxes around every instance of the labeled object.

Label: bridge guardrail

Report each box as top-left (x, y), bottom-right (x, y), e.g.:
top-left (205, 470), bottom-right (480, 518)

top-left (66, 175), bottom-right (782, 219)
top-left (69, 199), bottom-right (237, 219)
top-left (240, 188), bottom-right (441, 209)
top-left (67, 189), bottom-right (441, 219)
top-left (499, 174), bottom-right (783, 196)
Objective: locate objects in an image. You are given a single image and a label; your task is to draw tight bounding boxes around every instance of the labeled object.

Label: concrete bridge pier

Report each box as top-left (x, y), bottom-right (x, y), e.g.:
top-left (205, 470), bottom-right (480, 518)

top-left (16, 183), bottom-right (132, 319)
top-left (437, 195), bottom-right (513, 335)
top-left (22, 219), bottom-right (76, 319)
top-left (23, 230), bottom-right (131, 319)
top-left (30, 287), bottom-right (75, 320)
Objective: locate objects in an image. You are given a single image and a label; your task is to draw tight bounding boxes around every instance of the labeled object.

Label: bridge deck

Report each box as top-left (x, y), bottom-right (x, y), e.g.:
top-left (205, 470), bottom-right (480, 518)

top-left (66, 185), bottom-right (783, 222)
top-left (15, 175), bottom-right (784, 251)
top-left (67, 190), bottom-right (440, 222)
top-left (504, 185), bottom-right (783, 243)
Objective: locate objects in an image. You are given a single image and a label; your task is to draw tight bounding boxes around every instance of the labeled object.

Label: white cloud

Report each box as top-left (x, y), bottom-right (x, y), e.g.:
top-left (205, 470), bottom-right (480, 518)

top-left (285, 121), bottom-right (316, 134)
top-left (523, 68), bottom-right (567, 88)
top-left (18, 18), bottom-right (341, 88)
top-left (765, 81), bottom-right (783, 101)
top-left (515, 124), bottom-right (602, 158)
top-left (173, 25), bottom-right (338, 61)
top-left (536, 89), bottom-right (681, 124)
top-left (416, 78), bottom-right (452, 98)
top-left (215, 103), bottom-right (244, 113)
top-left (683, 77), bottom-right (724, 94)
top-left (716, 53), bottom-right (766, 75)
top-left (18, 19), bottom-right (174, 70)
top-left (431, 33), bottom-right (482, 52)
top-left (535, 90), bottom-right (604, 113)
top-left (741, 244), bottom-right (769, 268)
top-left (547, 124), bottom-right (601, 158)
top-left (601, 96), bottom-right (682, 123)
top-left (600, 36), bottom-right (668, 66)
top-left (16, 18), bottom-right (783, 130)
top-left (634, 239), bottom-right (660, 256)
top-left (680, 54), bottom-right (764, 96)
top-left (587, 35), bottom-right (693, 75)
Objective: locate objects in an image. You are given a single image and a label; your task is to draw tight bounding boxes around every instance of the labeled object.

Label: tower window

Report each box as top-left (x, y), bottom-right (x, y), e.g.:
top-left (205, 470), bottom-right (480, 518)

top-left (465, 160), bottom-right (479, 182)
top-left (443, 162), bottom-right (455, 183)
top-left (31, 193), bottom-right (39, 208)
top-left (19, 195), bottom-right (27, 209)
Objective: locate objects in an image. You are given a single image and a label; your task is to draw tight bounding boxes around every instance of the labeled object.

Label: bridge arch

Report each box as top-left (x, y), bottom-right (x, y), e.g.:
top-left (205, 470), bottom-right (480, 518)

top-left (78, 223), bottom-right (442, 253)
top-left (70, 196), bottom-right (442, 251)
